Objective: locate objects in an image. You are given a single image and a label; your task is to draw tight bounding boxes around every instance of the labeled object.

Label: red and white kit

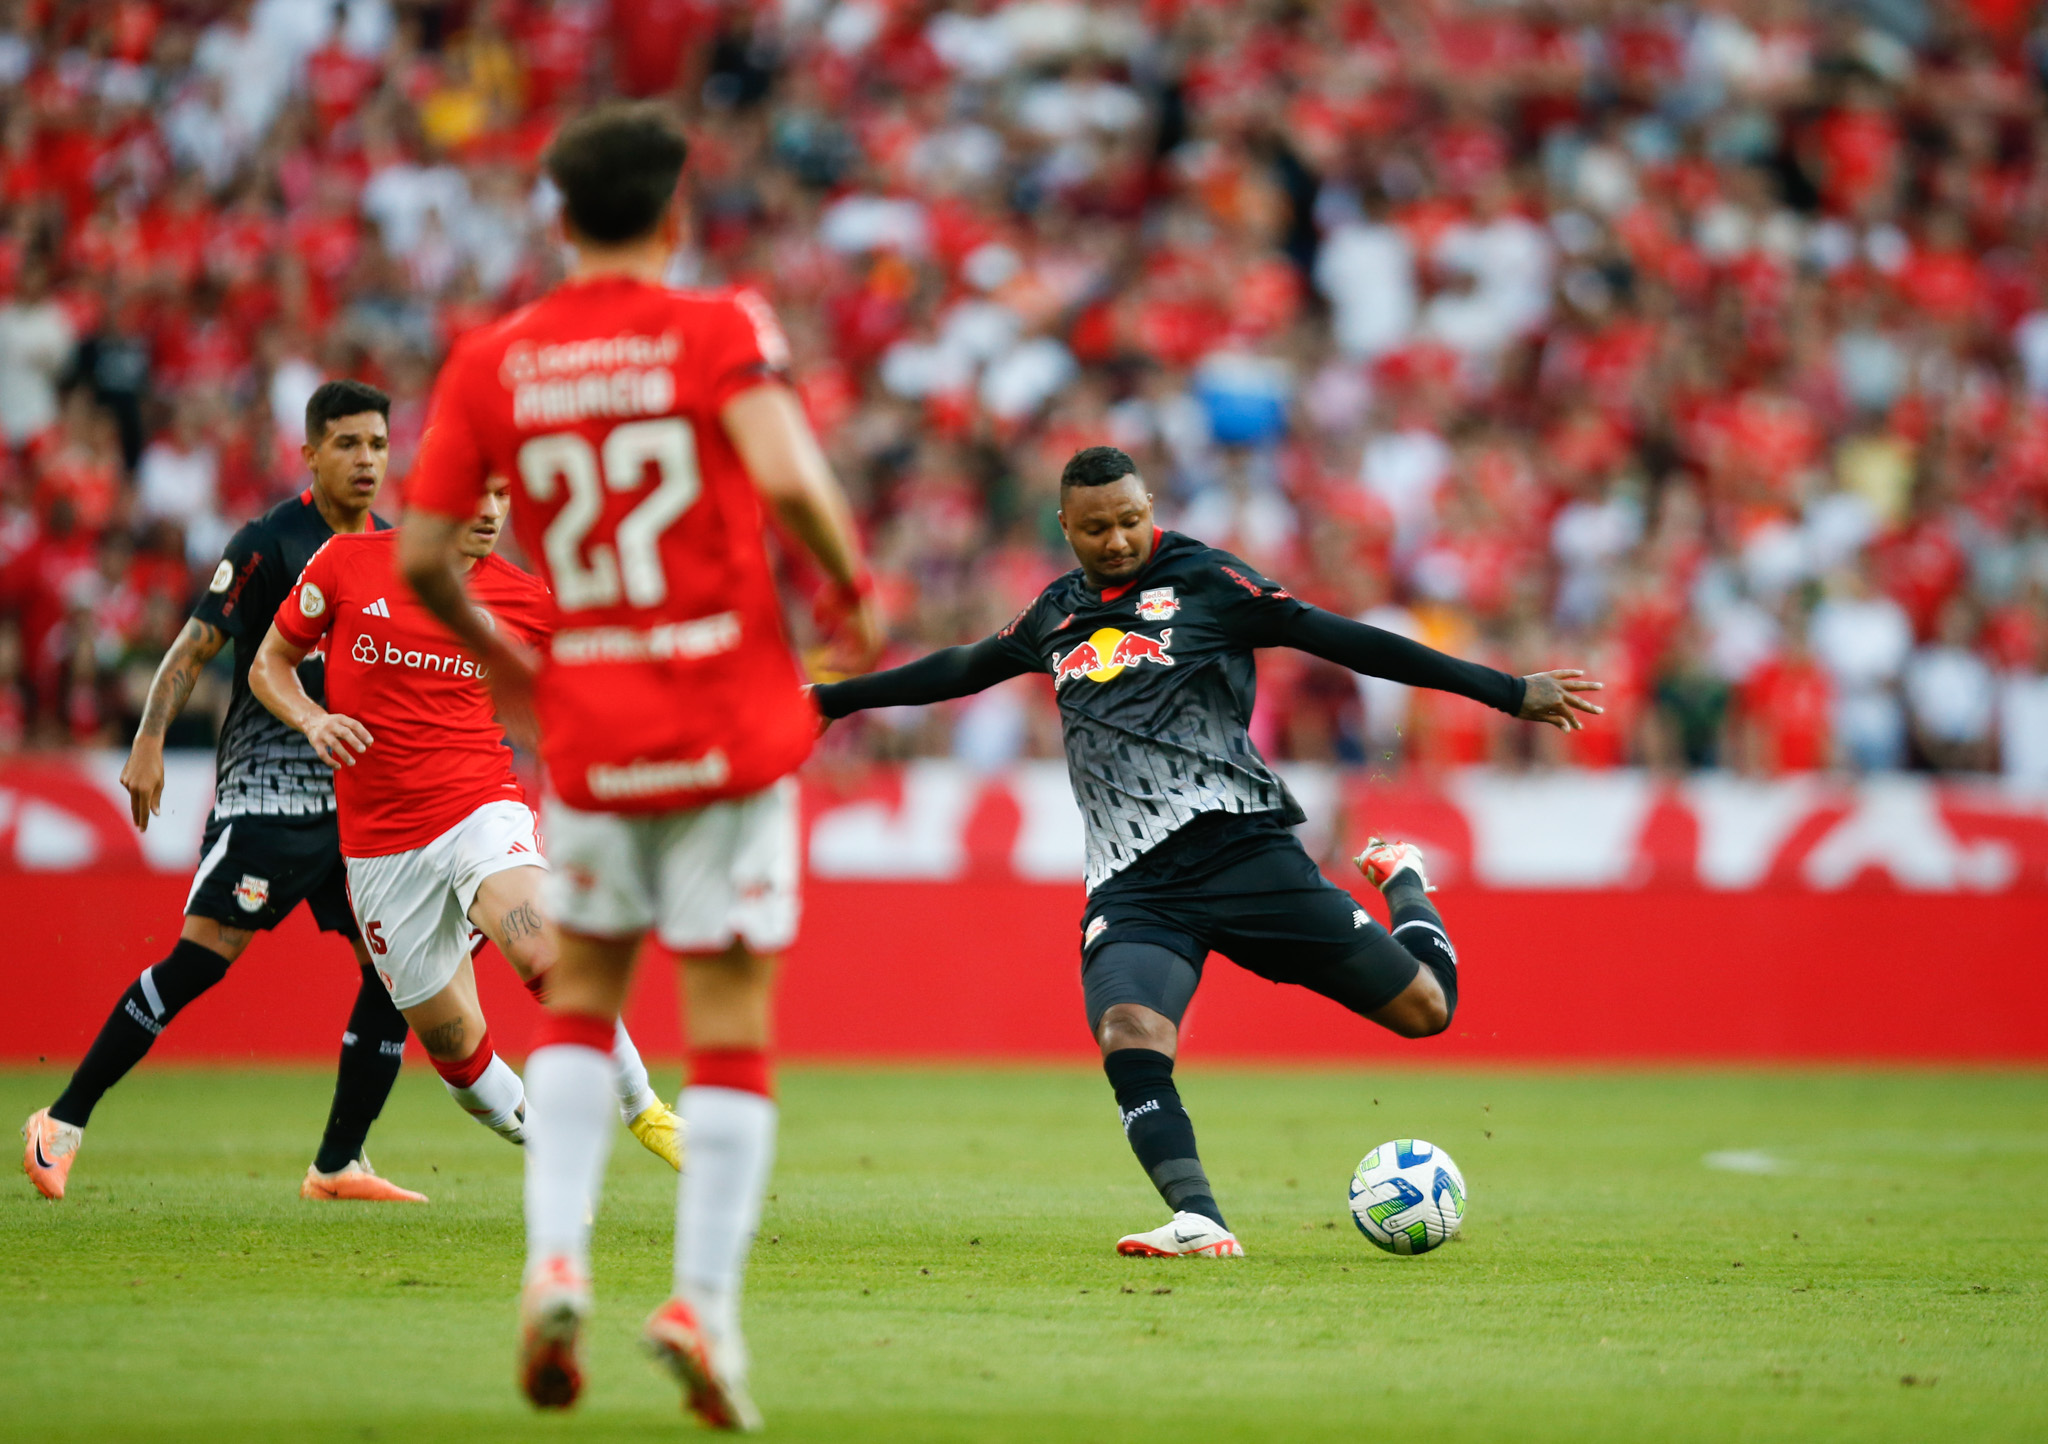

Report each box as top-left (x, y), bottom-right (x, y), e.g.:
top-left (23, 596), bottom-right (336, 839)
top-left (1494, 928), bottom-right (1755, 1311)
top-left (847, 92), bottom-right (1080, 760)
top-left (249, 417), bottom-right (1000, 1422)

top-left (406, 278), bottom-right (812, 952)
top-left (273, 531), bottom-right (554, 1006)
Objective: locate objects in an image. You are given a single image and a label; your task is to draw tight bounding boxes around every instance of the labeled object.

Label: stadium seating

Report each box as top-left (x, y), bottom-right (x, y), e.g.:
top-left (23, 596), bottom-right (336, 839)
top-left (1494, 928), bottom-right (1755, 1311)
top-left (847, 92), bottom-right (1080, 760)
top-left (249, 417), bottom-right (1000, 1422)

top-left (0, 0), bottom-right (2044, 780)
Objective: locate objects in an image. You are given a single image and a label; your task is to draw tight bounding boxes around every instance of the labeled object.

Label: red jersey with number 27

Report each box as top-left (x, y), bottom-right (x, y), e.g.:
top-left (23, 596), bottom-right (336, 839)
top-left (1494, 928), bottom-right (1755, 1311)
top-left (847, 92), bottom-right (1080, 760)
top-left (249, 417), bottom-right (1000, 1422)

top-left (406, 277), bottom-right (816, 814)
top-left (273, 531), bottom-right (553, 857)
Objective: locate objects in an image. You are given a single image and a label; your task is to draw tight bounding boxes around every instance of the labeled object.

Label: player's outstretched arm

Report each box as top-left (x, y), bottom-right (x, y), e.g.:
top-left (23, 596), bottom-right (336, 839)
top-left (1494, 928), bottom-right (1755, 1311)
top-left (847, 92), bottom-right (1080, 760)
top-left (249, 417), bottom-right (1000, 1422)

top-left (1274, 609), bottom-right (1604, 726)
top-left (811, 638), bottom-right (1031, 721)
top-left (722, 384), bottom-right (884, 675)
top-left (248, 623), bottom-right (374, 768)
top-left (120, 615), bottom-right (228, 831)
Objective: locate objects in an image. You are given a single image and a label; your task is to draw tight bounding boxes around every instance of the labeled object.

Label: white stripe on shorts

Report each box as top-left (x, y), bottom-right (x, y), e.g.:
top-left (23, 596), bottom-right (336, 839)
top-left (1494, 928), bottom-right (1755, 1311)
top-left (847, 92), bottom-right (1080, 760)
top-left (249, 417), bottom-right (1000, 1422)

top-left (184, 822), bottom-right (235, 915)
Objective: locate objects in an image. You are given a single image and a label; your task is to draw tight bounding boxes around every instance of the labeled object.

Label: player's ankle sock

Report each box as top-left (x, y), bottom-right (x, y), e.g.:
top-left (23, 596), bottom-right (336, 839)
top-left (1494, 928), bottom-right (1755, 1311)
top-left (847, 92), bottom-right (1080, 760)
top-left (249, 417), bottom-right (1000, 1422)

top-left (676, 1049), bottom-right (777, 1345)
top-left (524, 1013), bottom-right (619, 1273)
top-left (1383, 877), bottom-right (1458, 1020)
top-left (609, 1020), bottom-right (662, 1123)
top-left (1102, 1048), bottom-right (1227, 1230)
top-left (431, 1030), bottom-right (527, 1143)
top-left (50, 940), bottom-right (231, 1127)
top-left (312, 964), bottom-right (409, 1174)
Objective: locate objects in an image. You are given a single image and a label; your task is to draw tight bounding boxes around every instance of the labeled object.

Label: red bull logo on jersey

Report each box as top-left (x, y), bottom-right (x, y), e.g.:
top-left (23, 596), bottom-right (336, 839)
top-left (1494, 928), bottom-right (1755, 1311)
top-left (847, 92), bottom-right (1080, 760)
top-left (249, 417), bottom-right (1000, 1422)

top-left (1051, 627), bottom-right (1176, 689)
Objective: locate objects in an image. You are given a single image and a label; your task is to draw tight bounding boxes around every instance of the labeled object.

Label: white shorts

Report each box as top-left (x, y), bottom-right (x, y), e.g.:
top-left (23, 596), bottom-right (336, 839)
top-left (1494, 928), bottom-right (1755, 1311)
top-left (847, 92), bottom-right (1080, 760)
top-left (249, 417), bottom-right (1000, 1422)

top-left (345, 799), bottom-right (545, 1009)
top-left (541, 778), bottom-right (799, 954)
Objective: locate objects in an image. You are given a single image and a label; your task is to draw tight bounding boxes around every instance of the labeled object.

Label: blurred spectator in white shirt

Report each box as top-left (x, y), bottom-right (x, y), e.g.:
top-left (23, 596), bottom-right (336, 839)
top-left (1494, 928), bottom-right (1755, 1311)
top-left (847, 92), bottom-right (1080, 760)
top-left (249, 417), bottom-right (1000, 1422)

top-left (1999, 626), bottom-right (2048, 788)
top-left (0, 264), bottom-right (74, 446)
top-left (1903, 600), bottom-right (1998, 772)
top-left (1810, 566), bottom-right (1913, 770)
top-left (136, 401), bottom-right (225, 566)
top-left (1315, 203), bottom-right (1416, 362)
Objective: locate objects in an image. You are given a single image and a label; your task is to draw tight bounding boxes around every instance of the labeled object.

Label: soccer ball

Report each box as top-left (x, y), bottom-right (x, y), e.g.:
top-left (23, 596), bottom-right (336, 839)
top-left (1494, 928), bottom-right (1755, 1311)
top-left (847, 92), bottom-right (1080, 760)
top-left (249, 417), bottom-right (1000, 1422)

top-left (1348, 1139), bottom-right (1466, 1255)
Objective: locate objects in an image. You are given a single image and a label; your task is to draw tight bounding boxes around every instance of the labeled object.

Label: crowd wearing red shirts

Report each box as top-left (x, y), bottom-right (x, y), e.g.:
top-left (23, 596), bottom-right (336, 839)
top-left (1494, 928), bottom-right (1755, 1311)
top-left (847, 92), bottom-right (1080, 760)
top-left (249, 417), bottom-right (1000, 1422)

top-left (1, 0), bottom-right (2047, 780)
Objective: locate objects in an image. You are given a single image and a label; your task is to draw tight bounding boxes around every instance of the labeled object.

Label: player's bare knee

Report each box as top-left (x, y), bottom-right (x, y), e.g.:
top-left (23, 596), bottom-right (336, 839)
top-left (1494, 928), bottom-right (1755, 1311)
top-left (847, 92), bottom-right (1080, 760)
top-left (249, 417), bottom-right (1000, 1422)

top-left (1373, 972), bottom-right (1450, 1039)
top-left (180, 914), bottom-right (252, 961)
top-left (1096, 1004), bottom-right (1175, 1056)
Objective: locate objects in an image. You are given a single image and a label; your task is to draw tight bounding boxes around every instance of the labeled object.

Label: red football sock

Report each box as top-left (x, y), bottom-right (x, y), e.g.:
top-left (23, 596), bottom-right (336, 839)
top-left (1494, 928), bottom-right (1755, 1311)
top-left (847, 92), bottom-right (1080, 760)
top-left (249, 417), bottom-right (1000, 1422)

top-left (429, 1030), bottom-right (496, 1089)
top-left (690, 1047), bottom-right (773, 1100)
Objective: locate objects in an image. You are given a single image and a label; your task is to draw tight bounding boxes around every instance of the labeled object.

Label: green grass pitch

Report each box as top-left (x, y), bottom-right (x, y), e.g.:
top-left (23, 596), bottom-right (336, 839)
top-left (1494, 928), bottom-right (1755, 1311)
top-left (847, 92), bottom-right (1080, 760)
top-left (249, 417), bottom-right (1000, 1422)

top-left (3, 1065), bottom-right (2045, 1443)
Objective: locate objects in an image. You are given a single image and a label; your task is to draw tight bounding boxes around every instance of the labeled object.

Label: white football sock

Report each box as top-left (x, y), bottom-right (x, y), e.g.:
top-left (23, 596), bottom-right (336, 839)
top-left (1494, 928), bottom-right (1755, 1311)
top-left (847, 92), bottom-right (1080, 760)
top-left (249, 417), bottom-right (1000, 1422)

top-left (524, 1043), bottom-right (617, 1275)
top-left (611, 1020), bottom-right (661, 1122)
top-left (675, 1085), bottom-right (777, 1352)
top-left (443, 1050), bottom-right (527, 1144)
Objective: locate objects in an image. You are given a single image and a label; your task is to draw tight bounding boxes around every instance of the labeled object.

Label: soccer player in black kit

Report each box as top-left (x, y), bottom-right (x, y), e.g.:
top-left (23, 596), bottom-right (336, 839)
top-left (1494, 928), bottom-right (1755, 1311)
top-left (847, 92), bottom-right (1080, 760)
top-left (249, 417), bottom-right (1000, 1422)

top-left (814, 446), bottom-right (1603, 1256)
top-left (22, 381), bottom-right (425, 1203)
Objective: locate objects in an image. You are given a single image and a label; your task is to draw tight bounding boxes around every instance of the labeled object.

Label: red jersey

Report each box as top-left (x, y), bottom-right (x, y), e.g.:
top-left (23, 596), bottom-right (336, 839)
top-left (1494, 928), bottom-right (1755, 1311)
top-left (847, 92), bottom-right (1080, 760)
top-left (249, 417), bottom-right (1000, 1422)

top-left (406, 276), bottom-right (817, 814)
top-left (272, 531), bottom-right (552, 857)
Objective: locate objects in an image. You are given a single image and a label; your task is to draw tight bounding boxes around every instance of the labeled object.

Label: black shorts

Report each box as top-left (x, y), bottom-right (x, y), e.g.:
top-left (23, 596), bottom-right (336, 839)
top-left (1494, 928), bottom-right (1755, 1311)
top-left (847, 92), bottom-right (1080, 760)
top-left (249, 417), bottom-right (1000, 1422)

top-left (185, 810), bottom-right (358, 938)
top-left (1079, 812), bottom-right (1418, 1029)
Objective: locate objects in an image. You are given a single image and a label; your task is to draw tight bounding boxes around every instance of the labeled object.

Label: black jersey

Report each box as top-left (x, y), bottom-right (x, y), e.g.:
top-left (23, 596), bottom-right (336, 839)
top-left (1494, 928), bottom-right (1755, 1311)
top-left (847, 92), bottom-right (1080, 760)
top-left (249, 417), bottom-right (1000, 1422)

top-left (985, 534), bottom-right (1311, 886)
top-left (188, 491), bottom-right (388, 820)
top-left (816, 529), bottom-right (1525, 891)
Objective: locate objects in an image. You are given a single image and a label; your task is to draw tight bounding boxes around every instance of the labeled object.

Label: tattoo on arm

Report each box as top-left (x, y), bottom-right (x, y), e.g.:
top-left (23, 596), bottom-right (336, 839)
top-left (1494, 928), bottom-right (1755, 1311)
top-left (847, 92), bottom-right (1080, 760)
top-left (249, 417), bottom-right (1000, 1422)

top-left (138, 618), bottom-right (228, 739)
top-left (500, 901), bottom-right (545, 945)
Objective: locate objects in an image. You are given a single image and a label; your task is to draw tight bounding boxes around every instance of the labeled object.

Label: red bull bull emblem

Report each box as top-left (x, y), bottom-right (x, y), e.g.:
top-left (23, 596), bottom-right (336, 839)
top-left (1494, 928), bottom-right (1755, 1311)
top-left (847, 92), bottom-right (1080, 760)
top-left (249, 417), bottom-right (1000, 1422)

top-left (1051, 627), bottom-right (1175, 688)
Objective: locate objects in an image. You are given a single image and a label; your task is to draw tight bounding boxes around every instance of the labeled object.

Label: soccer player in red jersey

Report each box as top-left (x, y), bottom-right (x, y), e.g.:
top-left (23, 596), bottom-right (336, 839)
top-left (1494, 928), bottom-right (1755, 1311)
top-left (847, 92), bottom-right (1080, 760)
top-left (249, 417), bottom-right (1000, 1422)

top-left (398, 104), bottom-right (881, 1427)
top-left (248, 481), bottom-right (682, 1167)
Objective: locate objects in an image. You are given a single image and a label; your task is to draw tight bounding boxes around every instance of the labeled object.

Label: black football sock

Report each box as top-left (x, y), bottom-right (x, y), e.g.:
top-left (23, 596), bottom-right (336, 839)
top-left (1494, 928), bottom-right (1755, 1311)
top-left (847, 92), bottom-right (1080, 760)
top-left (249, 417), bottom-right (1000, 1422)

top-left (50, 940), bottom-right (232, 1127)
top-left (1103, 1048), bottom-right (1227, 1230)
top-left (312, 965), bottom-right (409, 1174)
top-left (1382, 873), bottom-right (1458, 1021)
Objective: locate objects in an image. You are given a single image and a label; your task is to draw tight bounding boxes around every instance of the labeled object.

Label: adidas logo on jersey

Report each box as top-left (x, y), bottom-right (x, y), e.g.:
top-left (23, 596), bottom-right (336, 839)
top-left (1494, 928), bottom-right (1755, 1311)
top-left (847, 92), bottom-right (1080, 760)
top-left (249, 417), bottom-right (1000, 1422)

top-left (361, 597), bottom-right (391, 617)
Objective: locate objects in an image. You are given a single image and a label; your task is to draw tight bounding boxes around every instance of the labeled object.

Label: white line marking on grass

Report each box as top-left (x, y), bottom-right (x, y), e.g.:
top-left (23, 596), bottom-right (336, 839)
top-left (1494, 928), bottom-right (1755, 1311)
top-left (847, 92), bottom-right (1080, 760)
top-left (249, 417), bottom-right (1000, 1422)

top-left (1704, 1151), bottom-right (1791, 1175)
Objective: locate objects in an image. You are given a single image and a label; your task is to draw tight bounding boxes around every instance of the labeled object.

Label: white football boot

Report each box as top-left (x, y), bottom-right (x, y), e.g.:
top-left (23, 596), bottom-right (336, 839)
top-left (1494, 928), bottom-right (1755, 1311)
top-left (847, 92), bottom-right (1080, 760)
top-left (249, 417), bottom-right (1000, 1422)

top-left (1116, 1210), bottom-right (1245, 1258)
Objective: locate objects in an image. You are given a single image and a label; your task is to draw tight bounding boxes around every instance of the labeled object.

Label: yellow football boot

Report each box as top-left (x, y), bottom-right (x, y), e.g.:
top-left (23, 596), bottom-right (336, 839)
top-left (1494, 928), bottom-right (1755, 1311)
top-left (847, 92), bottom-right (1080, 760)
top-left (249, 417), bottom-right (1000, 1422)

top-left (628, 1102), bottom-right (685, 1171)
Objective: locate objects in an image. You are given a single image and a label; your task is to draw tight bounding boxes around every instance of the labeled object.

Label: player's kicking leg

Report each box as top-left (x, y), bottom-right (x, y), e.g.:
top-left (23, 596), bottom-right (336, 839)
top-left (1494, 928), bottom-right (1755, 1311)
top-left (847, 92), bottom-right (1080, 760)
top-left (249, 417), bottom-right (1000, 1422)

top-left (1352, 840), bottom-right (1458, 1036)
top-left (1082, 837), bottom-right (1458, 1258)
top-left (469, 869), bottom-right (681, 1171)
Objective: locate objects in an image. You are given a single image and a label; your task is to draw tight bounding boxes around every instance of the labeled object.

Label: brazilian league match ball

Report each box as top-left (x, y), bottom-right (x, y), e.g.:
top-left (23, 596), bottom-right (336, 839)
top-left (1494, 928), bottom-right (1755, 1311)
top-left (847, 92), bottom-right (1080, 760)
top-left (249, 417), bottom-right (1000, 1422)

top-left (1349, 1139), bottom-right (1466, 1255)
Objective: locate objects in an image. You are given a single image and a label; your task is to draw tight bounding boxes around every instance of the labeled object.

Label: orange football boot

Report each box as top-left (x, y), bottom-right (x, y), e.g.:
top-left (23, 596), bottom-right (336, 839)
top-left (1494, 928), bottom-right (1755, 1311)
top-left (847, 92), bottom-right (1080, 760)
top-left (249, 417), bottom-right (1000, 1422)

top-left (22, 1108), bottom-right (81, 1200)
top-left (518, 1256), bottom-right (590, 1410)
top-left (300, 1155), bottom-right (429, 1202)
top-left (643, 1296), bottom-right (762, 1432)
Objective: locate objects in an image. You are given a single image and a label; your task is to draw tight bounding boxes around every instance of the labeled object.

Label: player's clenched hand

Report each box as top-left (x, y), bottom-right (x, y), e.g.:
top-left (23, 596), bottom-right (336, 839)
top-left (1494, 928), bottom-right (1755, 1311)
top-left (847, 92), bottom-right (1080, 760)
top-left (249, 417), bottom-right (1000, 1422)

top-left (305, 711), bottom-right (374, 767)
top-left (823, 594), bottom-right (885, 678)
top-left (119, 740), bottom-right (165, 831)
top-left (1518, 669), bottom-right (1605, 732)
top-left (480, 632), bottom-right (541, 751)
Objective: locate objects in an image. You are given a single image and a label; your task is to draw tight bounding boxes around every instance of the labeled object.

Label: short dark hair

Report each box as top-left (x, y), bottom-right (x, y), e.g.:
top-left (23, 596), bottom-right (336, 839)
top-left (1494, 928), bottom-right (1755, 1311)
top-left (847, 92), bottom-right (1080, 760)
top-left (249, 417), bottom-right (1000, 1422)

top-left (305, 379), bottom-right (390, 443)
top-left (1060, 445), bottom-right (1140, 490)
top-left (545, 102), bottom-right (689, 246)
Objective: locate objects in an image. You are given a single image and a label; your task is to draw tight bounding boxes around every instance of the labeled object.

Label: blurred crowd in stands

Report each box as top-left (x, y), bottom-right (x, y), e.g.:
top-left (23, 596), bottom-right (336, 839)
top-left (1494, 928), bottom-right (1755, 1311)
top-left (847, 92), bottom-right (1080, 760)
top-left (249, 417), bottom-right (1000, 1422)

top-left (3, 0), bottom-right (2048, 781)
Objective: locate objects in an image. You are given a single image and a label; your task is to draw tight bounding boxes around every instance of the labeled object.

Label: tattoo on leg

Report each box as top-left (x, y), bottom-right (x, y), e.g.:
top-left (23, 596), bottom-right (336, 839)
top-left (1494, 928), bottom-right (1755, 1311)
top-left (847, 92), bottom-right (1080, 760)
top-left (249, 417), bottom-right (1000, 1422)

top-left (500, 901), bottom-right (544, 945)
top-left (421, 1018), bottom-right (467, 1058)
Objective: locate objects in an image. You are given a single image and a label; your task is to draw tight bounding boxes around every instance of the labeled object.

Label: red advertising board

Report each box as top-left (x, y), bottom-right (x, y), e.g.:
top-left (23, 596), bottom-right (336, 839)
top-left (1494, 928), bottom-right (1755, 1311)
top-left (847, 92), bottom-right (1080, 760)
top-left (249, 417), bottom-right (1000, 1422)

top-left (8, 757), bottom-right (2046, 1062)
